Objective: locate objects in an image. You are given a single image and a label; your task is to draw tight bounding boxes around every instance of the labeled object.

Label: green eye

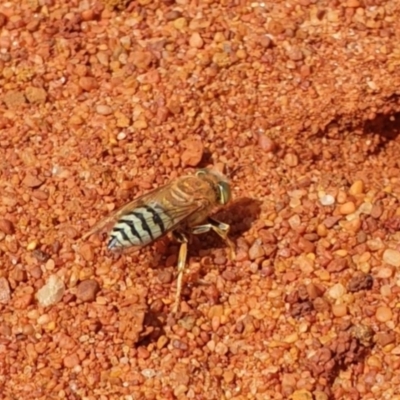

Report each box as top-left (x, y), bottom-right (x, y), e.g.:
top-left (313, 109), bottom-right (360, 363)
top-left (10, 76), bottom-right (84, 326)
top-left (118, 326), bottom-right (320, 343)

top-left (217, 181), bottom-right (231, 205)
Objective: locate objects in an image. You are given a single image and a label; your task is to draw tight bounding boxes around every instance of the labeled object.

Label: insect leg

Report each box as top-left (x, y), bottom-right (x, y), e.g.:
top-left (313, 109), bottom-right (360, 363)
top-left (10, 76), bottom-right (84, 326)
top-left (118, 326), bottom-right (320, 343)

top-left (171, 231), bottom-right (189, 314)
top-left (191, 218), bottom-right (236, 261)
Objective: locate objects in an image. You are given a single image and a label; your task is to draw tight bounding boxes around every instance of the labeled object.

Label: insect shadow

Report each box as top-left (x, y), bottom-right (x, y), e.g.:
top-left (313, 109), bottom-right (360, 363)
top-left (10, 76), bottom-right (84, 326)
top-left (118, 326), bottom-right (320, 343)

top-left (193, 196), bottom-right (262, 251)
top-left (136, 197), bottom-right (262, 345)
top-left (362, 110), bottom-right (400, 156)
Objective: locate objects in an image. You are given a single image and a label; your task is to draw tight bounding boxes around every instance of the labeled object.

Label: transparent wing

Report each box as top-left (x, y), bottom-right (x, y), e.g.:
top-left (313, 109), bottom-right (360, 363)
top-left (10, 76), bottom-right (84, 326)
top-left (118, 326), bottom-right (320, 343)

top-left (82, 185), bottom-right (165, 240)
top-left (82, 180), bottom-right (206, 247)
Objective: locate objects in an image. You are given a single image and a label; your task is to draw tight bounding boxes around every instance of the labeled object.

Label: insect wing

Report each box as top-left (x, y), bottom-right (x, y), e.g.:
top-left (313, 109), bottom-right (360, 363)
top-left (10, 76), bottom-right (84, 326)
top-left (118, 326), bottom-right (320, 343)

top-left (82, 185), bottom-right (165, 241)
top-left (82, 181), bottom-right (206, 250)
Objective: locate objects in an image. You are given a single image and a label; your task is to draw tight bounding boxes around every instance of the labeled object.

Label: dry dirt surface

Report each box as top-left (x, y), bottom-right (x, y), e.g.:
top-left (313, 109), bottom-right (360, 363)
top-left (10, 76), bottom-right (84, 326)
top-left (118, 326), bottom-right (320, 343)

top-left (1, 0), bottom-right (400, 399)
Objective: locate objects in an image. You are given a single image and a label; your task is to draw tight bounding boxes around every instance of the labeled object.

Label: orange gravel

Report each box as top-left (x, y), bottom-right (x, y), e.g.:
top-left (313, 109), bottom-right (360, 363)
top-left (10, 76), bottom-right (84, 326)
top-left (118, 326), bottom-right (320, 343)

top-left (1, 0), bottom-right (400, 399)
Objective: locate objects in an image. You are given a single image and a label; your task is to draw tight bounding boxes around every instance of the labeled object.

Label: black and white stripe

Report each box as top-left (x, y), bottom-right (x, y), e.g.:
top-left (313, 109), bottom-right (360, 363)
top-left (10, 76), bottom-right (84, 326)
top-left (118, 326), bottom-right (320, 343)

top-left (108, 204), bottom-right (173, 250)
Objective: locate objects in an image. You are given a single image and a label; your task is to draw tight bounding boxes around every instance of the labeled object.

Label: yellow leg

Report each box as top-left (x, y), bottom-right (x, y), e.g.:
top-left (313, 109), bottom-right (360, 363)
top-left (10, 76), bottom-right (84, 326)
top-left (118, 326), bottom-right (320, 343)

top-left (191, 218), bottom-right (236, 261)
top-left (172, 232), bottom-right (188, 314)
top-left (210, 219), bottom-right (236, 262)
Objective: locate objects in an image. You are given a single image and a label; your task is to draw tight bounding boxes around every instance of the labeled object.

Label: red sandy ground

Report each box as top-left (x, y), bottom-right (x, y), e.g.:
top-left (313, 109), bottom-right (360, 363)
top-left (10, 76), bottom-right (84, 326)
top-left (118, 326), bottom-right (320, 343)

top-left (1, 0), bottom-right (400, 399)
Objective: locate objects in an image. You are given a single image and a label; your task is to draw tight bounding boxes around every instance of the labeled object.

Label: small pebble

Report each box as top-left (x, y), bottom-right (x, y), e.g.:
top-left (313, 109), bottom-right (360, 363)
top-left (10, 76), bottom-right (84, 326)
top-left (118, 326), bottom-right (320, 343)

top-left (0, 218), bottom-right (14, 235)
top-left (133, 119), bottom-right (148, 130)
top-left (323, 215), bottom-right (342, 228)
top-left (352, 324), bottom-right (374, 346)
top-left (81, 9), bottom-right (94, 21)
top-left (349, 180), bottom-right (364, 195)
top-left (258, 134), bottom-right (276, 152)
top-left (371, 204), bottom-right (383, 219)
top-left (79, 243), bottom-right (95, 262)
top-left (383, 249), bottom-right (400, 267)
top-left (27, 241), bottom-right (38, 251)
top-left (286, 46), bottom-right (303, 61)
top-left (332, 304), bottom-right (348, 317)
top-left (131, 51), bottom-right (153, 70)
top-left (158, 270), bottom-right (173, 284)
top-left (357, 230), bottom-right (367, 243)
top-left (69, 115), bottom-right (83, 125)
top-left (248, 239), bottom-right (265, 260)
top-left (376, 267), bottom-right (393, 279)
top-left (180, 139), bottom-right (204, 167)
top-left (0, 277), bottom-right (11, 304)
top-left (45, 259), bottom-right (55, 271)
top-left (375, 306), bottom-right (393, 323)
top-left (366, 355), bottom-right (382, 369)
top-left (367, 238), bottom-right (384, 251)
top-left (347, 273), bottom-right (373, 292)
top-left (76, 280), bottom-right (100, 302)
top-left (380, 284), bottom-right (391, 297)
top-left (13, 293), bottom-right (34, 309)
top-left (137, 347), bottom-right (150, 359)
top-left (79, 77), bottom-right (99, 91)
top-left (288, 214), bottom-right (301, 229)
top-left (10, 267), bottom-right (27, 282)
top-left (157, 335), bottom-right (169, 349)
top-left (25, 87), bottom-right (47, 104)
top-left (63, 353), bottom-right (80, 369)
top-left (22, 174), bottom-right (44, 188)
top-left (223, 370), bottom-right (235, 384)
top-left (375, 332), bottom-right (396, 347)
top-left (317, 223), bottom-right (328, 236)
top-left (95, 105), bottom-right (112, 115)
top-left (189, 32), bottom-right (204, 48)
top-left (284, 153), bottom-right (299, 167)
top-left (173, 17), bottom-right (187, 30)
top-left (339, 201), bottom-right (356, 215)
top-left (306, 283), bottom-right (323, 299)
top-left (37, 314), bottom-right (50, 325)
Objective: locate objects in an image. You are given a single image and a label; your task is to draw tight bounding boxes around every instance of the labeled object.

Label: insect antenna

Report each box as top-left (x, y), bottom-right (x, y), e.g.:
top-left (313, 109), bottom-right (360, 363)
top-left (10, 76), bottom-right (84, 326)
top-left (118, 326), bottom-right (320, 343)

top-left (225, 163), bottom-right (256, 180)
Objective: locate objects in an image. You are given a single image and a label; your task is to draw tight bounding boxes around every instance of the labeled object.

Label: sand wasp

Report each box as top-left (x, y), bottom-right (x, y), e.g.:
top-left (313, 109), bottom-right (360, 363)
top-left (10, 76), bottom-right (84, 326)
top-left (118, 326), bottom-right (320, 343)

top-left (82, 168), bottom-right (235, 313)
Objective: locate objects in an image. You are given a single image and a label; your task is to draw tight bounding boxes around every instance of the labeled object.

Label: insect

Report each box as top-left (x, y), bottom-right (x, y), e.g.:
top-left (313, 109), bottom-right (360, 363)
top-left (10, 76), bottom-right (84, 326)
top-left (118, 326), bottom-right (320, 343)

top-left (82, 168), bottom-right (235, 313)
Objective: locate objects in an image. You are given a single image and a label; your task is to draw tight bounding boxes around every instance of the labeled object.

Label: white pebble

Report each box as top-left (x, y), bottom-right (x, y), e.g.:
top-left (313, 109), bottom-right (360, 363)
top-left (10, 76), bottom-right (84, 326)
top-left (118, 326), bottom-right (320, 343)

top-left (328, 283), bottom-right (346, 300)
top-left (320, 194), bottom-right (335, 206)
top-left (36, 275), bottom-right (65, 307)
top-left (117, 132), bottom-right (127, 140)
top-left (141, 369), bottom-right (156, 378)
top-left (288, 214), bottom-right (301, 229)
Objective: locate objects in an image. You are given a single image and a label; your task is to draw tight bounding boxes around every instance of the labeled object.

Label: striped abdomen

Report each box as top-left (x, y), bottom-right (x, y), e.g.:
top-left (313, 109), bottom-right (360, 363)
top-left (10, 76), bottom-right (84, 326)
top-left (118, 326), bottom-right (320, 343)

top-left (108, 204), bottom-right (173, 250)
